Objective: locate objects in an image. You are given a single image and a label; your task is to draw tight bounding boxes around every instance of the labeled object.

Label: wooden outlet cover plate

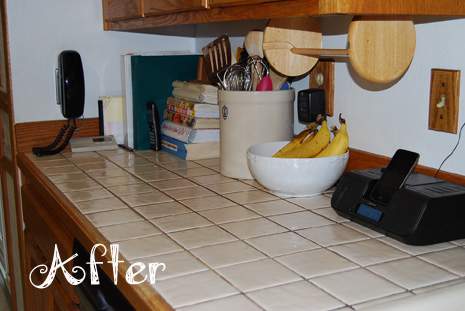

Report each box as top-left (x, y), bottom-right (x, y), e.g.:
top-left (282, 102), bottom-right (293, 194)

top-left (429, 69), bottom-right (461, 134)
top-left (309, 59), bottom-right (335, 116)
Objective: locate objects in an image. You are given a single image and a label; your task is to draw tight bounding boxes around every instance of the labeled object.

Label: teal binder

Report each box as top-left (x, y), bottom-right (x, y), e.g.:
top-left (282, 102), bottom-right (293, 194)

top-left (131, 55), bottom-right (199, 150)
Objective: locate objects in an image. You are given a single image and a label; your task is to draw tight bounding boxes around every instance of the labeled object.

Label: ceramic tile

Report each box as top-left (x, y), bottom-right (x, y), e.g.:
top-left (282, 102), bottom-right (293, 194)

top-left (420, 247), bottom-right (465, 276)
top-left (43, 165), bottom-right (81, 175)
top-left (151, 213), bottom-right (212, 233)
top-left (119, 235), bottom-right (181, 260)
top-left (48, 172), bottom-right (89, 183)
top-left (412, 279), bottom-right (465, 294)
top-left (297, 224), bottom-right (369, 247)
top-left (352, 292), bottom-right (414, 310)
top-left (224, 190), bottom-right (278, 205)
top-left (35, 158), bottom-right (71, 168)
top-left (269, 211), bottom-right (334, 231)
top-left (246, 232), bottom-right (319, 257)
top-left (125, 164), bottom-right (162, 175)
top-left (378, 237), bottom-right (455, 255)
top-left (64, 152), bottom-right (102, 160)
top-left (241, 179), bottom-right (266, 190)
top-left (191, 240), bottom-right (265, 268)
top-left (99, 220), bottom-right (161, 242)
top-left (287, 195), bottom-right (331, 210)
top-left (180, 195), bottom-right (237, 211)
top-left (135, 170), bottom-right (180, 182)
top-left (220, 218), bottom-right (287, 239)
top-left (341, 222), bottom-right (384, 238)
top-left (154, 270), bottom-right (238, 308)
top-left (199, 206), bottom-right (260, 224)
top-left (193, 158), bottom-right (220, 167)
top-left (451, 239), bottom-right (465, 246)
top-left (143, 151), bottom-right (180, 164)
top-left (75, 197), bottom-right (128, 214)
top-left (312, 208), bottom-right (350, 223)
top-left (94, 175), bottom-right (142, 187)
top-left (55, 180), bottom-right (101, 192)
top-left (86, 209), bottom-right (143, 227)
top-left (113, 157), bottom-right (151, 168)
top-left (276, 249), bottom-right (358, 279)
top-left (206, 182), bottom-right (256, 194)
top-left (135, 251), bottom-right (208, 281)
top-left (29, 153), bottom-right (64, 161)
top-left (120, 191), bottom-right (173, 207)
top-left (245, 200), bottom-right (304, 216)
top-left (178, 295), bottom-right (261, 311)
top-left (87, 168), bottom-right (130, 178)
top-left (164, 186), bottom-right (216, 200)
top-left (160, 160), bottom-right (201, 170)
top-left (190, 174), bottom-right (234, 186)
top-left (311, 268), bottom-right (404, 305)
top-left (175, 167), bottom-right (218, 178)
top-left (217, 258), bottom-right (301, 292)
top-left (367, 257), bottom-right (457, 290)
top-left (65, 188), bottom-right (113, 203)
top-left (169, 226), bottom-right (237, 249)
top-left (329, 239), bottom-right (409, 267)
top-left (108, 183), bottom-right (155, 196)
top-left (79, 161), bottom-right (119, 171)
top-left (149, 178), bottom-right (196, 191)
top-left (247, 280), bottom-right (344, 311)
top-left (135, 202), bottom-right (191, 219)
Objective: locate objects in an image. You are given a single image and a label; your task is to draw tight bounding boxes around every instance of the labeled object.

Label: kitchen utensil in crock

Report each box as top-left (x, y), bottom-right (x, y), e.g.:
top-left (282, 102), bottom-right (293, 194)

top-left (263, 17), bottom-right (416, 84)
top-left (202, 35), bottom-right (232, 85)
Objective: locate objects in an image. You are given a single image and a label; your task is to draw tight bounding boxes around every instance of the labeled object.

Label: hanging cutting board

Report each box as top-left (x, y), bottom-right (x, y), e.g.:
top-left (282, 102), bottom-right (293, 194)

top-left (263, 17), bottom-right (322, 77)
top-left (263, 17), bottom-right (416, 84)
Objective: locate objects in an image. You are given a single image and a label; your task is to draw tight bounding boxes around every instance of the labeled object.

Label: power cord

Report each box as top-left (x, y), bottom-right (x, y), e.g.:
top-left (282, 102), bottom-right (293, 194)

top-left (435, 121), bottom-right (465, 177)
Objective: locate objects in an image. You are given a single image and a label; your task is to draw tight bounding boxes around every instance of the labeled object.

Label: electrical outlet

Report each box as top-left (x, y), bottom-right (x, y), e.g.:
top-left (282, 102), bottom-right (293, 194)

top-left (429, 69), bottom-right (461, 133)
top-left (309, 60), bottom-right (335, 116)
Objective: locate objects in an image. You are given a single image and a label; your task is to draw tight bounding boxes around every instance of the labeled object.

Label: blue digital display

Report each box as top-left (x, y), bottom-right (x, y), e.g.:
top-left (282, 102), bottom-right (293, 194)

top-left (357, 204), bottom-right (383, 222)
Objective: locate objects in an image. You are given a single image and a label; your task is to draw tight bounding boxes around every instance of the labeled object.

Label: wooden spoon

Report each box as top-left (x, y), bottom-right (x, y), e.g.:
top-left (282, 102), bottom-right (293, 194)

top-left (264, 17), bottom-right (416, 84)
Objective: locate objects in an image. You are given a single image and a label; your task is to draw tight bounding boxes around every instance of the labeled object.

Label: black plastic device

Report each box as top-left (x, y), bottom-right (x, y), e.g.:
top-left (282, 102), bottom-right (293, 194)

top-left (56, 50), bottom-right (85, 119)
top-left (370, 149), bottom-right (419, 204)
top-left (332, 151), bottom-right (465, 245)
top-left (297, 89), bottom-right (326, 123)
top-left (33, 51), bottom-right (84, 156)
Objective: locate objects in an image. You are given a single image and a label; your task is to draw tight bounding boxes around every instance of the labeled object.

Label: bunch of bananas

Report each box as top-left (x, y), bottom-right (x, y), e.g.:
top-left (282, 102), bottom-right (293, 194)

top-left (273, 114), bottom-right (349, 158)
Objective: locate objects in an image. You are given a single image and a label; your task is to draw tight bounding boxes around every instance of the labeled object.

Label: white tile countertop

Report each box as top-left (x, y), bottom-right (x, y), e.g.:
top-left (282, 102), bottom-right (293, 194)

top-left (30, 149), bottom-right (465, 311)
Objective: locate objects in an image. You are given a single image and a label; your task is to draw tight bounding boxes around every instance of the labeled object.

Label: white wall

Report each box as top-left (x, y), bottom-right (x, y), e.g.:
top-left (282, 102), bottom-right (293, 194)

top-left (323, 18), bottom-right (465, 175)
top-left (7, 0), bottom-right (196, 123)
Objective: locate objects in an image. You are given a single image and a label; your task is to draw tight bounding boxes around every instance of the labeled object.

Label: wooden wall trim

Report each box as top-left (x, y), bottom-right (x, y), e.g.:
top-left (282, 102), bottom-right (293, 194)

top-left (14, 118), bottom-right (100, 154)
top-left (348, 148), bottom-right (465, 186)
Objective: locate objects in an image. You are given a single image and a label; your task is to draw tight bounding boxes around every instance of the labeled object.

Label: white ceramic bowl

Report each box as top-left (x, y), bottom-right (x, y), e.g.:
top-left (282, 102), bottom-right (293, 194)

top-left (247, 141), bottom-right (349, 197)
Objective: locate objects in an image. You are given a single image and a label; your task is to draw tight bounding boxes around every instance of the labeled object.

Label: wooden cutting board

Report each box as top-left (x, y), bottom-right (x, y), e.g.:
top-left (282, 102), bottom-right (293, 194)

top-left (263, 17), bottom-right (416, 84)
top-left (263, 17), bottom-right (322, 77)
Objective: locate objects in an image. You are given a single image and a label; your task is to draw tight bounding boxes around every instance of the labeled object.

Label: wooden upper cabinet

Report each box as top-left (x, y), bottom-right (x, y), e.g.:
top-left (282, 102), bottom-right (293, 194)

top-left (208, 0), bottom-right (281, 8)
top-left (144, 0), bottom-right (208, 16)
top-left (102, 0), bottom-right (143, 21)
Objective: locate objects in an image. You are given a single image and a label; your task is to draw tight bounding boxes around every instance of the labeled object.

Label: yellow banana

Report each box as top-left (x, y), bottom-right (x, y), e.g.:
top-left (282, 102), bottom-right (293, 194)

top-left (272, 122), bottom-right (318, 157)
top-left (316, 116), bottom-right (349, 158)
top-left (277, 121), bottom-right (331, 158)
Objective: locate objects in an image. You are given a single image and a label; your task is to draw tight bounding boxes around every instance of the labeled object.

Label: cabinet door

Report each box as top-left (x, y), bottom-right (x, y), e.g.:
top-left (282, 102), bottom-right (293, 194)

top-left (103, 0), bottom-right (143, 21)
top-left (144, 0), bottom-right (208, 16)
top-left (209, 0), bottom-right (282, 8)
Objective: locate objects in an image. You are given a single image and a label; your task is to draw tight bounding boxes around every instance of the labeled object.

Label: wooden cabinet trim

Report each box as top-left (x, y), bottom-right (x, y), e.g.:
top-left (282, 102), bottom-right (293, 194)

top-left (144, 0), bottom-right (208, 17)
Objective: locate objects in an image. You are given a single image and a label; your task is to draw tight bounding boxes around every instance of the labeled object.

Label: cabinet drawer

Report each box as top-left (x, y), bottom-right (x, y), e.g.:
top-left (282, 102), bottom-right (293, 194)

top-left (103, 0), bottom-right (143, 21)
top-left (209, 0), bottom-right (282, 8)
top-left (144, 0), bottom-right (208, 16)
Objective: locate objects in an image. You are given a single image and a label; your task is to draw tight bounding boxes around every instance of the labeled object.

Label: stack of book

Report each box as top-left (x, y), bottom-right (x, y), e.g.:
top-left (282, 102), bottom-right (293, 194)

top-left (161, 81), bottom-right (220, 160)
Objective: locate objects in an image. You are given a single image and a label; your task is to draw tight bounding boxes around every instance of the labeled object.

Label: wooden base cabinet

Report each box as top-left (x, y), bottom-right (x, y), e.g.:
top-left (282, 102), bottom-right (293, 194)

top-left (22, 185), bottom-right (79, 311)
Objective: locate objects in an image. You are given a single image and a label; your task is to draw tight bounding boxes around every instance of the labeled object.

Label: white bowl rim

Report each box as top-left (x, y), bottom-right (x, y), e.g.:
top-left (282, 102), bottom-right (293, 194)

top-left (247, 141), bottom-right (349, 160)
